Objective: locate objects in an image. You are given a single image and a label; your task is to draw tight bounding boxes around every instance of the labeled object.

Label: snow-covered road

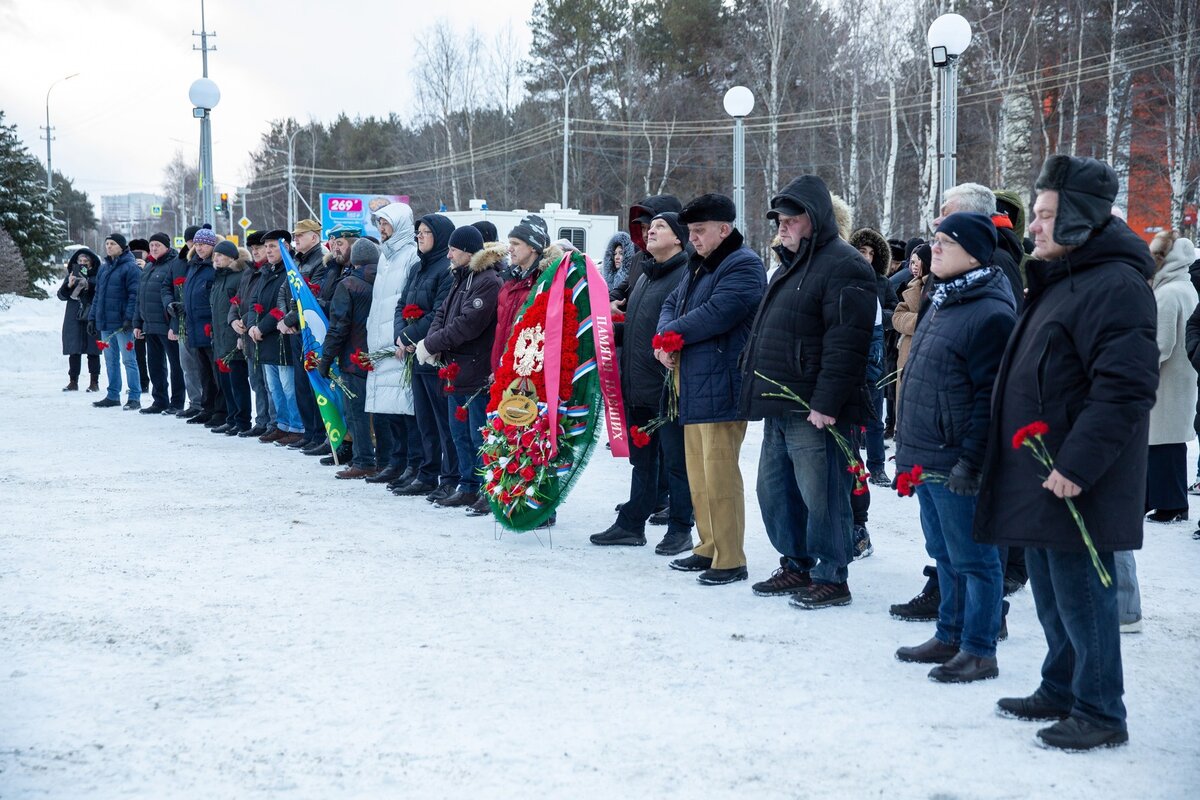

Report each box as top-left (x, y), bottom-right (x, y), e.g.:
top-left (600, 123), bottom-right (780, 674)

top-left (2, 292), bottom-right (1197, 798)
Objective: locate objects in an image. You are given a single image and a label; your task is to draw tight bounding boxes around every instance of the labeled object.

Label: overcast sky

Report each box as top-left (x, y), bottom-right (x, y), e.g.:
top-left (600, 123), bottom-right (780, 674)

top-left (2, 0), bottom-right (535, 213)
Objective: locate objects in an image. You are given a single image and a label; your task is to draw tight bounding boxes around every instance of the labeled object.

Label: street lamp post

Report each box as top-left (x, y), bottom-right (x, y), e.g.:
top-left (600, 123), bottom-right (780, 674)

top-left (554, 64), bottom-right (588, 209)
top-left (189, 78), bottom-right (220, 226)
top-left (42, 73), bottom-right (80, 213)
top-left (927, 13), bottom-right (973, 202)
top-left (268, 126), bottom-right (309, 233)
top-left (723, 86), bottom-right (755, 234)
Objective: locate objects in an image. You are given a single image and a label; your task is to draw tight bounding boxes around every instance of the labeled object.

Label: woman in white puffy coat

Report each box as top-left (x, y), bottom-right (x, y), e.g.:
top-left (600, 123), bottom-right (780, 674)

top-left (1145, 231), bottom-right (1198, 522)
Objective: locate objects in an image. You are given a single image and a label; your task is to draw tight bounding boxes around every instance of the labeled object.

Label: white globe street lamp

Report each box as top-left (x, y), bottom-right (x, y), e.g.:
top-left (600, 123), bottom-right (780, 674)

top-left (723, 86), bottom-right (755, 233)
top-left (189, 77), bottom-right (220, 226)
top-left (928, 13), bottom-right (972, 203)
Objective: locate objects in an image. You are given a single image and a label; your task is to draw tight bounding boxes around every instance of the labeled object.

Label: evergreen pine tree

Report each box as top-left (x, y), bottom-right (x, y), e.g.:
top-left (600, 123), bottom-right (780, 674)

top-left (0, 110), bottom-right (62, 298)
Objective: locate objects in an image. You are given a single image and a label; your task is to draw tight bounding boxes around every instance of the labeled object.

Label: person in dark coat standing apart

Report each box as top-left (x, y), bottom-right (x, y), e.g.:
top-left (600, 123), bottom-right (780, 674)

top-left (976, 155), bottom-right (1158, 751)
top-left (739, 176), bottom-right (876, 609)
top-left (57, 247), bottom-right (102, 392)
top-left (893, 212), bottom-right (1016, 683)
top-left (657, 193), bottom-right (766, 586)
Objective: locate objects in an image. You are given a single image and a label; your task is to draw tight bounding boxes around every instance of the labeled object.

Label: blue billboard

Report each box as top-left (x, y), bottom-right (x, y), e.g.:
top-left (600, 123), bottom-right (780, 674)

top-left (319, 193), bottom-right (410, 240)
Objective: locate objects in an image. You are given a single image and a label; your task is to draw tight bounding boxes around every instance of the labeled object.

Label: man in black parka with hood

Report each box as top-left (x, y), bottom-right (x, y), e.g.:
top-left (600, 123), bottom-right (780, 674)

top-left (979, 155), bottom-right (1158, 752)
top-left (739, 175), bottom-right (876, 610)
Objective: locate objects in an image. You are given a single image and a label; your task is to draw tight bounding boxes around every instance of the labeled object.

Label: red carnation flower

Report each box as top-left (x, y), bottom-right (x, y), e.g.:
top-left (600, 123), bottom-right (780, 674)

top-left (96, 340), bottom-right (108, 351)
top-left (651, 331), bottom-right (685, 353)
top-left (125, 341), bottom-right (134, 351)
top-left (401, 304), bottom-right (425, 321)
top-left (491, 417), bottom-right (504, 431)
top-left (454, 406), bottom-right (468, 421)
top-left (173, 277), bottom-right (186, 286)
top-left (520, 465), bottom-right (536, 481)
top-left (204, 323), bottom-right (213, 337)
top-left (306, 279), bottom-right (320, 293)
top-left (253, 303), bottom-right (265, 314)
top-left (630, 426), bottom-right (651, 448)
top-left (506, 460), bottom-right (519, 474)
top-left (438, 363), bottom-right (461, 382)
top-left (216, 360), bottom-right (232, 374)
top-left (1012, 421), bottom-right (1049, 450)
top-left (230, 295), bottom-right (241, 306)
top-left (268, 308), bottom-right (285, 320)
top-left (612, 312), bottom-right (626, 323)
top-left (853, 485), bottom-right (869, 496)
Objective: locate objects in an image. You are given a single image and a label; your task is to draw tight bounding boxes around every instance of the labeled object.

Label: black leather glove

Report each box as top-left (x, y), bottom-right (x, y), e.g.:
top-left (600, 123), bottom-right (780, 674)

top-left (947, 459), bottom-right (982, 496)
top-left (87, 321), bottom-right (97, 337)
top-left (167, 301), bottom-right (184, 319)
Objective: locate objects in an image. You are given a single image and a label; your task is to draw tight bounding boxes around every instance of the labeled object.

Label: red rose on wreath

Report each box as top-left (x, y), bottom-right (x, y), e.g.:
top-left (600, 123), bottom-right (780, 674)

top-left (506, 460), bottom-right (519, 474)
top-left (520, 465), bottom-right (536, 481)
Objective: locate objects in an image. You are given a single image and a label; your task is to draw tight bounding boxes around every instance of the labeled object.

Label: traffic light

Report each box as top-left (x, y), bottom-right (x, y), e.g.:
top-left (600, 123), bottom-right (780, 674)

top-left (220, 192), bottom-right (229, 214)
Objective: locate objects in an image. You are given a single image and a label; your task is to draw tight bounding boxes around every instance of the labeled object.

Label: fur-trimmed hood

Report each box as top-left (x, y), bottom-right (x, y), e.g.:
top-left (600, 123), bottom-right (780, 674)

top-left (467, 240), bottom-right (509, 273)
top-left (830, 193), bottom-right (853, 241)
top-left (538, 244), bottom-right (566, 273)
top-left (849, 227), bottom-right (890, 275)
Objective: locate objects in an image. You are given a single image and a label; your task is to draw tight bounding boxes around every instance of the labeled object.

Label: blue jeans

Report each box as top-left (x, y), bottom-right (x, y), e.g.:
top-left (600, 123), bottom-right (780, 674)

top-left (374, 412), bottom-right (420, 471)
top-left (617, 406), bottom-right (693, 535)
top-left (915, 482), bottom-right (1003, 658)
top-left (101, 329), bottom-right (141, 402)
top-left (757, 414), bottom-right (854, 584)
top-left (446, 390), bottom-right (487, 492)
top-left (341, 374), bottom-right (374, 468)
top-left (1026, 547), bottom-right (1126, 732)
top-left (1114, 551), bottom-right (1141, 625)
top-left (866, 385), bottom-right (886, 474)
top-left (262, 364), bottom-right (302, 433)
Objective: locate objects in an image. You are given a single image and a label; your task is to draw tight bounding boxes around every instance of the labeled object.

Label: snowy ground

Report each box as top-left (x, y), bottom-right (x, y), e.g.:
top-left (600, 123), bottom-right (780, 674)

top-left (1, 290), bottom-right (1198, 799)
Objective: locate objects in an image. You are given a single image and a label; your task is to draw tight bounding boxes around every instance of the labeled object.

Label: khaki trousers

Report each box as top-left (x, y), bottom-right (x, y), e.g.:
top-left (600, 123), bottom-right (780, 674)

top-left (684, 421), bottom-right (748, 569)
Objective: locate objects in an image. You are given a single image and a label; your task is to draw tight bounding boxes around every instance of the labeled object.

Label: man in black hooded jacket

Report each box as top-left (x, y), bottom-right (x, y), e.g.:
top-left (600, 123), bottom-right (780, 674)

top-left (609, 194), bottom-right (682, 311)
top-left (979, 155), bottom-right (1157, 752)
top-left (739, 175), bottom-right (876, 610)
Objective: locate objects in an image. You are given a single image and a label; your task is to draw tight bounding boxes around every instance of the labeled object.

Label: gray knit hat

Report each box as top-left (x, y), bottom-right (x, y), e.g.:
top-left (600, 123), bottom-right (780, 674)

top-left (350, 237), bottom-right (380, 266)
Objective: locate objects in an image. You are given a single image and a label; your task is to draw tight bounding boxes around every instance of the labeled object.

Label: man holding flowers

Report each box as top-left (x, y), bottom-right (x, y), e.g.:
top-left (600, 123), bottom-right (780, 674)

top-left (974, 155), bottom-right (1159, 751)
top-left (892, 212), bottom-right (1016, 682)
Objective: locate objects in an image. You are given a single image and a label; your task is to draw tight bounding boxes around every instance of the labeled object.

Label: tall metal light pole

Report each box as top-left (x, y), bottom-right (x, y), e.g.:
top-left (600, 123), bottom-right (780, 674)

top-left (191, 0), bottom-right (218, 224)
top-left (723, 86), bottom-right (755, 234)
top-left (554, 64), bottom-right (588, 209)
top-left (927, 13), bottom-right (973, 202)
top-left (42, 72), bottom-right (79, 213)
top-left (268, 126), bottom-right (309, 232)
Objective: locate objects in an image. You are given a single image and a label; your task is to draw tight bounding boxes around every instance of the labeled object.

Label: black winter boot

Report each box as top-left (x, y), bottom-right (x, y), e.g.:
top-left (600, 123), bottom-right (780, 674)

top-left (890, 566), bottom-right (940, 621)
top-left (63, 377), bottom-right (79, 391)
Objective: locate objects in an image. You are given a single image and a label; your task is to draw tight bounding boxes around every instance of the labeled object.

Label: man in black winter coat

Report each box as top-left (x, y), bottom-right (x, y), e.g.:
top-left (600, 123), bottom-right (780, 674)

top-left (978, 155), bottom-right (1158, 752)
top-left (320, 238), bottom-right (380, 480)
top-left (591, 212), bottom-right (695, 555)
top-left (135, 233), bottom-right (185, 413)
top-left (739, 176), bottom-right (876, 610)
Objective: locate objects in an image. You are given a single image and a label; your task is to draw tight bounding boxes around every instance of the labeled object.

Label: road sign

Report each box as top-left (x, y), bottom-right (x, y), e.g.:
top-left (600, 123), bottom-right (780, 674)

top-left (226, 234), bottom-right (239, 247)
top-left (238, 216), bottom-right (251, 230)
top-left (150, 204), bottom-right (163, 218)
top-left (173, 236), bottom-right (185, 248)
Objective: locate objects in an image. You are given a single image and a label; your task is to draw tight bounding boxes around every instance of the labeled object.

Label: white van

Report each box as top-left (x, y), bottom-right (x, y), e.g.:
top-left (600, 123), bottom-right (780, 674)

top-left (440, 200), bottom-right (619, 266)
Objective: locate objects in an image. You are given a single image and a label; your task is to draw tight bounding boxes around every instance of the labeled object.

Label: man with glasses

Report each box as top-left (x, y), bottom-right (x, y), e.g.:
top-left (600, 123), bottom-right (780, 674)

top-left (739, 175), bottom-right (876, 609)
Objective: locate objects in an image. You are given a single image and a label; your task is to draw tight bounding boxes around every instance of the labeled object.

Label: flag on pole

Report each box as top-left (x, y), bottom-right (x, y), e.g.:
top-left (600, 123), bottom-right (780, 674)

top-left (279, 241), bottom-right (347, 452)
